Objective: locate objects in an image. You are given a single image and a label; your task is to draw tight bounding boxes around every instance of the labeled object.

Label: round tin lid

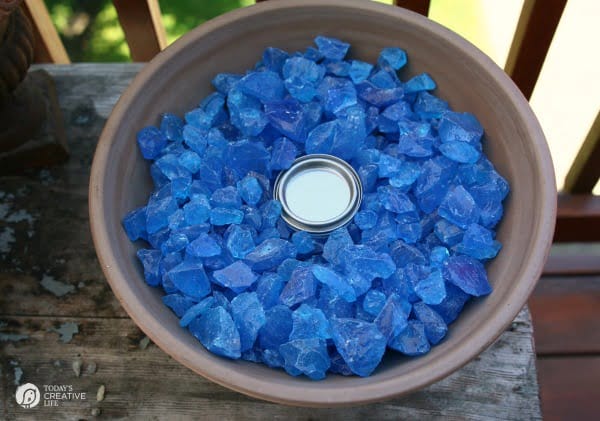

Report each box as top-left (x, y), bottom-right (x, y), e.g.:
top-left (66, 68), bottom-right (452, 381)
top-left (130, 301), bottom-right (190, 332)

top-left (273, 154), bottom-right (363, 234)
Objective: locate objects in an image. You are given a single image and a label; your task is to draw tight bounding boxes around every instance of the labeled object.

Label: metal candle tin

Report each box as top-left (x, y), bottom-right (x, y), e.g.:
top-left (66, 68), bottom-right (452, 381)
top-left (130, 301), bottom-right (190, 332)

top-left (273, 154), bottom-right (363, 235)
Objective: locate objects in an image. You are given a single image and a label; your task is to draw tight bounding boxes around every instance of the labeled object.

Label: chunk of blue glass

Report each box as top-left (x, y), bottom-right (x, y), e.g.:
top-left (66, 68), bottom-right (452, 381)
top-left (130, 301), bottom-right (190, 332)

top-left (438, 185), bottom-right (480, 229)
top-left (161, 232), bottom-right (189, 254)
top-left (314, 36), bottom-right (350, 61)
top-left (328, 346), bottom-right (354, 376)
top-left (145, 194), bottom-right (178, 235)
top-left (179, 296), bottom-right (216, 327)
top-left (377, 186), bottom-right (418, 218)
top-left (358, 164), bottom-right (378, 193)
top-left (183, 194), bottom-right (210, 226)
top-left (282, 56), bottom-right (324, 102)
top-left (377, 153), bottom-right (402, 178)
top-left (148, 226), bottom-right (170, 250)
top-left (264, 99), bottom-right (309, 143)
top-left (188, 306), bottom-right (241, 359)
top-left (186, 232), bottom-right (222, 258)
top-left (443, 255), bottom-right (491, 296)
top-left (212, 73), bottom-right (242, 94)
top-left (279, 265), bottom-right (317, 307)
top-left (155, 154), bottom-right (190, 181)
top-left (381, 264), bottom-right (421, 302)
top-left (339, 245), bottom-right (396, 282)
top-left (137, 127), bottom-right (167, 160)
top-left (388, 320), bottom-right (430, 356)
top-left (229, 140), bottom-right (270, 178)
top-left (270, 137), bottom-right (298, 171)
top-left (378, 47), bottom-right (407, 70)
top-left (318, 76), bottom-right (358, 115)
top-left (171, 175), bottom-right (192, 203)
top-left (210, 186), bottom-right (241, 209)
top-left (136, 249), bottom-right (162, 287)
top-left (182, 125), bottom-right (207, 156)
top-left (374, 293), bottom-right (411, 341)
top-left (412, 301), bottom-right (448, 345)
top-left (330, 318), bottom-right (387, 377)
top-left (231, 292), bottom-right (266, 352)
top-left (238, 70), bottom-right (285, 104)
top-left (349, 60), bottom-right (373, 84)
top-left (369, 70), bottom-right (396, 89)
top-left (122, 206), bottom-right (147, 241)
top-left (227, 87), bottom-right (269, 136)
top-left (456, 223), bottom-right (502, 260)
top-left (356, 81), bottom-right (404, 108)
top-left (303, 46), bottom-right (323, 62)
top-left (354, 148), bottom-right (380, 167)
top-left (312, 265), bottom-right (357, 302)
top-left (258, 304), bottom-right (293, 351)
top-left (162, 293), bottom-right (197, 318)
top-left (224, 224), bottom-right (255, 259)
top-left (317, 285), bottom-right (356, 320)
top-left (244, 238), bottom-right (297, 272)
top-left (185, 108), bottom-right (214, 131)
top-left (256, 227), bottom-right (280, 243)
top-left (200, 92), bottom-right (227, 122)
top-left (325, 60), bottom-right (351, 77)
top-left (354, 210), bottom-right (378, 230)
top-left (262, 47), bottom-right (289, 75)
top-left (397, 121), bottom-right (434, 158)
top-left (305, 120), bottom-right (336, 155)
top-left (291, 231), bottom-right (315, 255)
top-left (160, 113), bottom-right (184, 142)
top-left (290, 304), bottom-right (331, 340)
top-left (439, 141), bottom-right (481, 164)
top-left (439, 111), bottom-right (484, 147)
top-left (378, 101), bottom-right (412, 133)
top-left (178, 150), bottom-right (202, 174)
top-left (389, 161), bottom-right (422, 190)
top-left (322, 227), bottom-right (353, 266)
top-left (413, 156), bottom-right (458, 214)
top-left (242, 205), bottom-right (262, 231)
top-left (260, 200), bottom-right (282, 229)
top-left (404, 73), bottom-right (436, 94)
top-left (279, 338), bottom-right (330, 380)
top-left (212, 261), bottom-right (258, 293)
top-left (414, 269), bottom-right (446, 305)
top-left (237, 176), bottom-right (263, 207)
top-left (209, 207), bottom-right (244, 226)
top-left (362, 289), bottom-right (387, 317)
top-left (429, 283), bottom-right (470, 324)
top-left (255, 272), bottom-right (285, 310)
top-left (167, 259), bottom-right (211, 300)
top-left (430, 246), bottom-right (449, 268)
top-left (395, 221), bottom-right (422, 244)
top-left (413, 92), bottom-right (449, 119)
top-left (434, 219), bottom-right (464, 247)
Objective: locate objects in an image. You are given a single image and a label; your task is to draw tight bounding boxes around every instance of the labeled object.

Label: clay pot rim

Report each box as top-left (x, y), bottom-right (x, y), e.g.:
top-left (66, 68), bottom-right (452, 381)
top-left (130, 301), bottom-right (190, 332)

top-left (90, 0), bottom-right (556, 407)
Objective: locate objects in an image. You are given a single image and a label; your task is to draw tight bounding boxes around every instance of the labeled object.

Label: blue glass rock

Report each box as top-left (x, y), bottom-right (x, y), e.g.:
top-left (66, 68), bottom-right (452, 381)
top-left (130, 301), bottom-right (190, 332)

top-left (179, 296), bottom-right (216, 327)
top-left (231, 292), bottom-right (266, 352)
top-left (290, 304), bottom-right (331, 340)
top-left (403, 73), bottom-right (436, 94)
top-left (244, 238), bottom-right (297, 271)
top-left (161, 232), bottom-right (189, 254)
top-left (356, 81), bottom-right (404, 108)
top-left (167, 259), bottom-right (211, 300)
top-left (330, 318), bottom-right (387, 377)
top-left (339, 245), bottom-right (396, 282)
top-left (412, 301), bottom-right (448, 345)
top-left (456, 223), bottom-right (502, 260)
top-left (227, 140), bottom-right (270, 176)
top-left (291, 231), bottom-right (315, 255)
top-left (182, 125), bottom-right (207, 155)
top-left (227, 87), bottom-right (268, 136)
top-left (438, 185), bottom-right (480, 229)
top-left (137, 249), bottom-right (162, 287)
top-left (377, 186), bottom-right (418, 218)
top-left (212, 261), bottom-right (258, 293)
top-left (255, 272), bottom-right (285, 310)
top-left (188, 306), bottom-right (241, 359)
top-left (349, 60), bottom-right (373, 84)
top-left (263, 47), bottom-right (289, 75)
top-left (209, 207), bottom-right (244, 226)
top-left (237, 176), bottom-right (263, 206)
top-left (314, 36), bottom-right (350, 61)
top-left (279, 265), bottom-right (317, 308)
top-left (354, 210), bottom-right (378, 230)
top-left (237, 70), bottom-right (285, 103)
top-left (212, 73), bottom-right (241, 94)
top-left (224, 224), bottom-right (256, 259)
top-left (430, 246), bottom-right (450, 268)
top-left (434, 219), bottom-right (464, 246)
top-left (279, 338), bottom-right (330, 380)
top-left (183, 194), bottom-right (210, 225)
top-left (283, 56), bottom-right (324, 102)
top-left (413, 92), bottom-right (449, 119)
top-left (439, 111), bottom-right (483, 145)
top-left (312, 265), bottom-right (357, 302)
top-left (414, 269), bottom-right (446, 305)
top-left (378, 47), bottom-right (407, 70)
top-left (443, 255), bottom-right (492, 296)
top-left (439, 141), bottom-right (481, 164)
top-left (270, 137), bottom-right (298, 171)
top-left (137, 127), bottom-right (167, 160)
top-left (186, 232), bottom-right (222, 258)
top-left (162, 293), bottom-right (197, 318)
top-left (122, 206), bottom-right (147, 241)
top-left (145, 193), bottom-right (178, 235)
top-left (160, 113), bottom-right (184, 142)
top-left (210, 186), bottom-right (242, 209)
top-left (264, 99), bottom-right (309, 143)
top-left (260, 200), bottom-right (283, 229)
top-left (362, 289), bottom-right (387, 317)
top-left (374, 293), bottom-right (411, 341)
top-left (388, 320), bottom-right (430, 356)
top-left (258, 304), bottom-right (293, 351)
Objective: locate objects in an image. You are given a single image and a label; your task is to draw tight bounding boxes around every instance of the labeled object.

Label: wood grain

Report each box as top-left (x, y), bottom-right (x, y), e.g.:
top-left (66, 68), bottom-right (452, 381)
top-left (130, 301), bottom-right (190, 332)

top-left (22, 0), bottom-right (69, 64)
top-left (0, 63), bottom-right (541, 418)
top-left (563, 111), bottom-right (600, 194)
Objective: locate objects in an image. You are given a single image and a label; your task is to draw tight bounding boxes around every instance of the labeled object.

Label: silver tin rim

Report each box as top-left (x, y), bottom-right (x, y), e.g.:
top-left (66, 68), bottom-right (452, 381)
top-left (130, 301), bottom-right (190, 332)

top-left (273, 154), bottom-right (363, 234)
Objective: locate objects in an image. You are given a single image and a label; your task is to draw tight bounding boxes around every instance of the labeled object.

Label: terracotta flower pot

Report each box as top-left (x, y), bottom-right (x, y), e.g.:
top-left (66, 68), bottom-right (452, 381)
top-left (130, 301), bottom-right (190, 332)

top-left (90, 0), bottom-right (556, 407)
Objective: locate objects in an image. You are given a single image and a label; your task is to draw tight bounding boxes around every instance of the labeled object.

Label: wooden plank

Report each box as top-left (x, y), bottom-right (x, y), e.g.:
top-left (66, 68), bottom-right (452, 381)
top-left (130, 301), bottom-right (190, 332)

top-left (530, 276), bottom-right (600, 354)
top-left (394, 0), bottom-right (430, 16)
top-left (555, 194), bottom-right (600, 242)
top-left (505, 0), bottom-right (566, 99)
top-left (536, 356), bottom-right (600, 421)
top-left (112, 0), bottom-right (167, 62)
top-left (0, 309), bottom-right (540, 419)
top-left (22, 0), bottom-right (70, 64)
top-left (563, 111), bottom-right (600, 193)
top-left (543, 254), bottom-right (600, 276)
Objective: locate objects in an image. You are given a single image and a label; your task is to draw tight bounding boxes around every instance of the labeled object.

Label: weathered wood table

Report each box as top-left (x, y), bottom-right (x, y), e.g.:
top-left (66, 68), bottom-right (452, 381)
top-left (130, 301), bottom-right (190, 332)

top-left (0, 64), bottom-right (541, 420)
